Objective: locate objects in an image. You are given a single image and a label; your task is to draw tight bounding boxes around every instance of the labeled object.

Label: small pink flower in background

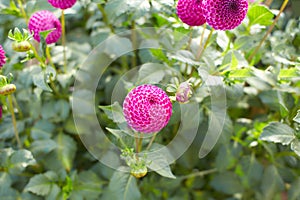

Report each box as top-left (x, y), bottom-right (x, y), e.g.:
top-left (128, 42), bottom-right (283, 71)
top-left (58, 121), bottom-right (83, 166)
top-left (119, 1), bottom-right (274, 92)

top-left (202, 0), bottom-right (248, 30)
top-left (48, 0), bottom-right (77, 9)
top-left (177, 0), bottom-right (206, 26)
top-left (28, 10), bottom-right (62, 44)
top-left (0, 45), bottom-right (6, 68)
top-left (123, 84), bottom-right (172, 133)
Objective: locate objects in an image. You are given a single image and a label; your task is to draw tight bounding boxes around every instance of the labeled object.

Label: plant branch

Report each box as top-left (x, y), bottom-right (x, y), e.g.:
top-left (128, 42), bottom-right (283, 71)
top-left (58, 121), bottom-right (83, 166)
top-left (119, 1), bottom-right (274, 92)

top-left (247, 0), bottom-right (289, 62)
top-left (196, 27), bottom-right (214, 60)
top-left (146, 132), bottom-right (157, 151)
top-left (180, 168), bottom-right (217, 179)
top-left (17, 0), bottom-right (28, 23)
top-left (8, 95), bottom-right (22, 148)
top-left (61, 9), bottom-right (67, 72)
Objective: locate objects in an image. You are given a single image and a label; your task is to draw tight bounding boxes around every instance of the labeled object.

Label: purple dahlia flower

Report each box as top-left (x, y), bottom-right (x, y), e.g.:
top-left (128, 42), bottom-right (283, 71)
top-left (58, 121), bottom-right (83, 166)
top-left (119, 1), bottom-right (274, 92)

top-left (177, 0), bottom-right (206, 26)
top-left (0, 45), bottom-right (6, 68)
top-left (202, 0), bottom-right (248, 30)
top-left (28, 10), bottom-right (62, 44)
top-left (123, 84), bottom-right (172, 133)
top-left (48, 0), bottom-right (77, 9)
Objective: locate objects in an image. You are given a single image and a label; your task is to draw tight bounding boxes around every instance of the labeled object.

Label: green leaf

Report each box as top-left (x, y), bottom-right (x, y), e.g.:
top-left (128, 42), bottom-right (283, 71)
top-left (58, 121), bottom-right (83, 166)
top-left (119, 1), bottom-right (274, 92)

top-left (32, 69), bottom-right (52, 92)
top-left (260, 122), bottom-right (295, 145)
top-left (210, 172), bottom-right (243, 194)
top-left (127, 0), bottom-right (150, 19)
top-left (137, 63), bottom-right (168, 84)
top-left (9, 149), bottom-right (36, 174)
top-left (146, 149), bottom-right (176, 179)
top-left (106, 167), bottom-right (141, 200)
top-left (291, 139), bottom-right (300, 157)
top-left (288, 177), bottom-right (300, 200)
top-left (248, 5), bottom-right (274, 26)
top-left (0, 148), bottom-right (36, 174)
top-left (31, 120), bottom-right (55, 140)
top-left (239, 155), bottom-right (263, 188)
top-left (0, 186), bottom-right (19, 200)
top-left (168, 50), bottom-right (200, 65)
top-left (258, 90), bottom-right (289, 117)
top-left (55, 133), bottom-right (77, 171)
top-left (70, 171), bottom-right (103, 200)
top-left (105, 0), bottom-right (130, 23)
top-left (25, 174), bottom-right (53, 196)
top-left (293, 110), bottom-right (300, 124)
top-left (39, 29), bottom-right (55, 57)
top-left (260, 165), bottom-right (284, 199)
top-left (99, 101), bottom-right (126, 124)
top-left (234, 36), bottom-right (257, 50)
top-left (0, 119), bottom-right (25, 140)
top-left (215, 144), bottom-right (240, 172)
top-left (31, 139), bottom-right (57, 155)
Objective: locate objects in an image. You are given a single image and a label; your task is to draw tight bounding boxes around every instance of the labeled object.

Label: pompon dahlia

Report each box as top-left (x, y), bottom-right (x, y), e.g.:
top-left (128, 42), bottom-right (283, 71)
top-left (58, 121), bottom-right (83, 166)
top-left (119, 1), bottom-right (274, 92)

top-left (202, 0), bottom-right (248, 30)
top-left (177, 0), bottom-right (206, 26)
top-left (48, 0), bottom-right (77, 9)
top-left (0, 45), bottom-right (6, 68)
top-left (123, 84), bottom-right (172, 133)
top-left (28, 10), bottom-right (62, 44)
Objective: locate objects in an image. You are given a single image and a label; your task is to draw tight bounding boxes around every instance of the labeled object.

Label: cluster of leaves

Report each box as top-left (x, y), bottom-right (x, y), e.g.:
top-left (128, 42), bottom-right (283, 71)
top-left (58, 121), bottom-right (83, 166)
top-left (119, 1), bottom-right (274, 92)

top-left (0, 0), bottom-right (299, 199)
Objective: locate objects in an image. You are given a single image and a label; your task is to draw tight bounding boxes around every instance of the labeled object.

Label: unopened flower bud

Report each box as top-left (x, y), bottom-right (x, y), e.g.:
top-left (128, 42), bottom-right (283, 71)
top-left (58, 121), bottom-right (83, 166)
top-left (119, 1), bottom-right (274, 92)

top-left (0, 84), bottom-right (16, 96)
top-left (130, 166), bottom-right (147, 178)
top-left (176, 82), bottom-right (192, 103)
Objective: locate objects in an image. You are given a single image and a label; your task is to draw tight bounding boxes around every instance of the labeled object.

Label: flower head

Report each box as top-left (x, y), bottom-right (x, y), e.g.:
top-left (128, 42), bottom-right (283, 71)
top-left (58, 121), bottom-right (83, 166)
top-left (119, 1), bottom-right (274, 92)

top-left (0, 45), bottom-right (6, 68)
top-left (123, 84), bottom-right (172, 133)
top-left (28, 10), bottom-right (62, 44)
top-left (202, 0), bottom-right (248, 30)
top-left (48, 0), bottom-right (77, 9)
top-left (177, 0), bottom-right (206, 26)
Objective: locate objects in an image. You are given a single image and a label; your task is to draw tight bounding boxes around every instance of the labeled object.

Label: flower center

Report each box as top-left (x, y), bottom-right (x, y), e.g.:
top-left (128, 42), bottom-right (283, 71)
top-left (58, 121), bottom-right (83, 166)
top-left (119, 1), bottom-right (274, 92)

top-left (149, 98), bottom-right (155, 105)
top-left (228, 1), bottom-right (239, 12)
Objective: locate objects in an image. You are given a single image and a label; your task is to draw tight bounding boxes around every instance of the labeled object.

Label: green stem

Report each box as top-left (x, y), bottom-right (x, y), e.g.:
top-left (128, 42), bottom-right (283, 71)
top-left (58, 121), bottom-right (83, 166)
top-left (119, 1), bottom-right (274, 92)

top-left (186, 26), bottom-right (193, 50)
top-left (8, 95), bottom-right (22, 148)
top-left (131, 21), bottom-right (137, 68)
top-left (61, 9), bottom-right (67, 72)
top-left (12, 95), bottom-right (23, 119)
top-left (17, 0), bottom-right (28, 23)
top-left (180, 168), bottom-right (217, 179)
top-left (196, 27), bottom-right (214, 60)
top-left (247, 0), bottom-right (289, 62)
top-left (49, 76), bottom-right (60, 97)
top-left (97, 4), bottom-right (114, 33)
top-left (46, 46), bottom-right (56, 69)
top-left (196, 23), bottom-right (207, 58)
top-left (265, 0), bottom-right (273, 7)
top-left (146, 132), bottom-right (157, 151)
top-left (31, 45), bottom-right (45, 67)
top-left (134, 132), bottom-right (141, 160)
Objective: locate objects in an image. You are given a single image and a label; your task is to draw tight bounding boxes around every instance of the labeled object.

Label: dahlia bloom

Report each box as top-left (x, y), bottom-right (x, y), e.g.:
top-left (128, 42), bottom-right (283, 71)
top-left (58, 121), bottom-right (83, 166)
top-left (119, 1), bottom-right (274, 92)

top-left (177, 0), bottom-right (206, 26)
top-left (202, 0), bottom-right (248, 30)
top-left (0, 45), bottom-right (6, 68)
top-left (48, 0), bottom-right (77, 9)
top-left (123, 84), bottom-right (172, 133)
top-left (28, 10), bottom-right (62, 44)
